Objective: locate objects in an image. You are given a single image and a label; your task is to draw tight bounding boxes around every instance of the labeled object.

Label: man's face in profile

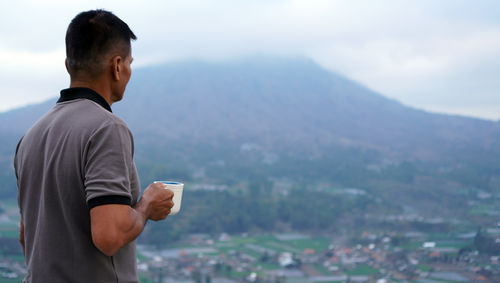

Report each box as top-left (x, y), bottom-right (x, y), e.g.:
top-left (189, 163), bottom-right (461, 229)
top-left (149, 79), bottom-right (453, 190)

top-left (112, 50), bottom-right (133, 103)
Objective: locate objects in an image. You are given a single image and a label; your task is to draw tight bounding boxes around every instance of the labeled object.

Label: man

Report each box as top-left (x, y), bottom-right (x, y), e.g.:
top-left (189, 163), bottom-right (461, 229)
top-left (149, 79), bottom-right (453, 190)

top-left (14, 10), bottom-right (174, 282)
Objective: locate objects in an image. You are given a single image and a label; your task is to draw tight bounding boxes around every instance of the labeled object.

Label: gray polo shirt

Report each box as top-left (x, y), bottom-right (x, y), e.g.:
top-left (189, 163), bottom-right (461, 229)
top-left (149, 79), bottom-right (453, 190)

top-left (14, 87), bottom-right (141, 283)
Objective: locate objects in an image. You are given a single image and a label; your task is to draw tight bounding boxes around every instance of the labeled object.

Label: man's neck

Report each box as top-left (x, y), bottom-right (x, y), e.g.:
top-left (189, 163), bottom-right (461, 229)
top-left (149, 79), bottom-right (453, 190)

top-left (69, 79), bottom-right (113, 106)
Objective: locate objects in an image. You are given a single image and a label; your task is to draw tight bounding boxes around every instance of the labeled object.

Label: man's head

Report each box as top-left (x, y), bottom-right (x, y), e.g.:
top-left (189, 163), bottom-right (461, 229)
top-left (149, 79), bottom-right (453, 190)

top-left (65, 9), bottom-right (136, 80)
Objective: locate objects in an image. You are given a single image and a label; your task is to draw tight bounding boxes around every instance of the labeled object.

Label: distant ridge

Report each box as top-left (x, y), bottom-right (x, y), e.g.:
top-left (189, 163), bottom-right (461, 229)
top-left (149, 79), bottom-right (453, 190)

top-left (112, 57), bottom-right (498, 162)
top-left (1, 56), bottom-right (499, 197)
top-left (1, 57), bottom-right (499, 159)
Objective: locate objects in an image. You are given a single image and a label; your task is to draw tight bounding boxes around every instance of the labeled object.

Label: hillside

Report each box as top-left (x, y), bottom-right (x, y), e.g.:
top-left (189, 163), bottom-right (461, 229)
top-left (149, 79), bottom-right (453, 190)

top-left (1, 57), bottom-right (499, 205)
top-left (114, 57), bottom-right (499, 162)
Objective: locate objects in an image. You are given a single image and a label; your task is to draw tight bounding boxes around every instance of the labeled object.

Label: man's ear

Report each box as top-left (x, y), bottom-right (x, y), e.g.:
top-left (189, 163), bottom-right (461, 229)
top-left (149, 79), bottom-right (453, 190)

top-left (111, 55), bottom-right (122, 81)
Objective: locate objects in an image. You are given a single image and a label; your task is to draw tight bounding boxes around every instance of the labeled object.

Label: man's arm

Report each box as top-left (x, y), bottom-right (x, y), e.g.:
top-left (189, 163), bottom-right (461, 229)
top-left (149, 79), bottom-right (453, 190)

top-left (90, 182), bottom-right (174, 256)
top-left (19, 220), bottom-right (25, 256)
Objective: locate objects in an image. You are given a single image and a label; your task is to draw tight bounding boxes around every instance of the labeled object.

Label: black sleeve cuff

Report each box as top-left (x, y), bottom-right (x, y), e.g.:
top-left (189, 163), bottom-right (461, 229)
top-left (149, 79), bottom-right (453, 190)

top-left (88, 195), bottom-right (131, 210)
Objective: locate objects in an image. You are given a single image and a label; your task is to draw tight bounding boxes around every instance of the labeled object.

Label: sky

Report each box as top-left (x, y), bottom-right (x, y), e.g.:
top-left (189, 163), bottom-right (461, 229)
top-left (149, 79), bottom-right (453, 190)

top-left (1, 0), bottom-right (499, 120)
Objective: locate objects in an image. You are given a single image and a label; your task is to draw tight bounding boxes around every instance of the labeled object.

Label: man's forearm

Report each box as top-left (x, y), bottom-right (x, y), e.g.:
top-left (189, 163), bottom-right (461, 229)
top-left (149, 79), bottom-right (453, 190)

top-left (90, 183), bottom-right (173, 256)
top-left (118, 198), bottom-right (152, 248)
top-left (90, 198), bottom-right (151, 256)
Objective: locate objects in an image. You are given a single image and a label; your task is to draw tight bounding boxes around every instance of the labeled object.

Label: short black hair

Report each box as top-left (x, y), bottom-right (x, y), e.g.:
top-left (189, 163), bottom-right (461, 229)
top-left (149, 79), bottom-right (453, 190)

top-left (65, 9), bottom-right (137, 77)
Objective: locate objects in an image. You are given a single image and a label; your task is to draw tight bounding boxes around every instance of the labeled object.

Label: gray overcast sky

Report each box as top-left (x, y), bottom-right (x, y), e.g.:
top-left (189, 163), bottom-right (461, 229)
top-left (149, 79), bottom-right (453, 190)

top-left (1, 0), bottom-right (500, 120)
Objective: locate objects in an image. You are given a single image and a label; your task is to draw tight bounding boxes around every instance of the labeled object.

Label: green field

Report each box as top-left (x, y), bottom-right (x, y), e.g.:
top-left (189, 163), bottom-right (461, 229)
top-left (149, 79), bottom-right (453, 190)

top-left (284, 237), bottom-right (331, 251)
top-left (229, 234), bottom-right (330, 253)
top-left (468, 204), bottom-right (499, 216)
top-left (253, 262), bottom-right (281, 270)
top-left (417, 264), bottom-right (433, 272)
top-left (345, 264), bottom-right (379, 276)
top-left (314, 263), bottom-right (333, 275)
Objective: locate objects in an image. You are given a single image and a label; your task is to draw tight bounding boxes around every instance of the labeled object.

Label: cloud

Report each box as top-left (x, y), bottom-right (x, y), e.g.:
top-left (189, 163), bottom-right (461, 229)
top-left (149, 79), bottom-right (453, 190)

top-left (0, 48), bottom-right (65, 72)
top-left (0, 0), bottom-right (499, 119)
top-left (0, 47), bottom-right (66, 112)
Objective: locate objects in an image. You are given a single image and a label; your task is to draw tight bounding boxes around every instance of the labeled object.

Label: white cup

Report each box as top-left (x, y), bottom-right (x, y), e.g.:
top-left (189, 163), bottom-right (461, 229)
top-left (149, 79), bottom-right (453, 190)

top-left (155, 181), bottom-right (184, 215)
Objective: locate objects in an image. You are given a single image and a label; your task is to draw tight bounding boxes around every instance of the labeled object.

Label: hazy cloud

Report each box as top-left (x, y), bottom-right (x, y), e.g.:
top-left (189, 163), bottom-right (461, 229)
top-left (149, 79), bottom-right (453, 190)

top-left (1, 0), bottom-right (499, 119)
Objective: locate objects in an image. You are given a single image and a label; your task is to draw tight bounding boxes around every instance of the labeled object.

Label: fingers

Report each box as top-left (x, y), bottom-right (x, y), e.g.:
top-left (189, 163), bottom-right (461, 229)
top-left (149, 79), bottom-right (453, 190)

top-left (157, 190), bottom-right (174, 202)
top-left (145, 182), bottom-right (174, 199)
top-left (156, 199), bottom-right (174, 210)
top-left (152, 181), bottom-right (167, 190)
top-left (166, 199), bottom-right (174, 209)
top-left (165, 190), bottom-right (174, 199)
top-left (151, 206), bottom-right (172, 221)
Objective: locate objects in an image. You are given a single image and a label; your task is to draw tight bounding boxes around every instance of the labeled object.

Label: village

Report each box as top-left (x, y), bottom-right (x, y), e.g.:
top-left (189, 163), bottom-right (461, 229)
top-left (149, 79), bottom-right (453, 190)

top-left (1, 192), bottom-right (500, 283)
top-left (2, 184), bottom-right (500, 283)
top-left (135, 225), bottom-right (500, 283)
top-left (1, 217), bottom-right (500, 283)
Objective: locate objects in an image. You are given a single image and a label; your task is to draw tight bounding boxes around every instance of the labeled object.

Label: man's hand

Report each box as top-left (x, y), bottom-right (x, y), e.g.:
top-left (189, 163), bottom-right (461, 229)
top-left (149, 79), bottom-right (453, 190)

top-left (90, 182), bottom-right (174, 256)
top-left (136, 182), bottom-right (175, 221)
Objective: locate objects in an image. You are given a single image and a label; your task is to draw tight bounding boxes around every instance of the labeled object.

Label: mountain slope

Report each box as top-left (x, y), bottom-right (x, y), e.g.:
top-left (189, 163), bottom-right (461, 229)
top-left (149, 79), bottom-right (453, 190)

top-left (112, 57), bottom-right (498, 162)
top-left (1, 57), bottom-right (499, 198)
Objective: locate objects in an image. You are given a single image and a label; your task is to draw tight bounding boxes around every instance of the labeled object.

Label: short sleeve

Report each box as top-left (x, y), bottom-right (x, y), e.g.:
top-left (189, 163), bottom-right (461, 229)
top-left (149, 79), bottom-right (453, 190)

top-left (84, 121), bottom-right (135, 209)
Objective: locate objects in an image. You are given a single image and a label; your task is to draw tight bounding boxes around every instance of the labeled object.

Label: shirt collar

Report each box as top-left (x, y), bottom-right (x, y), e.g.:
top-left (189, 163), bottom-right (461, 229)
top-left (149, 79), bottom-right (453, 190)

top-left (58, 87), bottom-right (112, 113)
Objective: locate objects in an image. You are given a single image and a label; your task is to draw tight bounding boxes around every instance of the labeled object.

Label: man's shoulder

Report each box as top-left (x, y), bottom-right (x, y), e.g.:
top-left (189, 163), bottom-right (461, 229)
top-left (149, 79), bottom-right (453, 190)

top-left (22, 99), bottom-right (132, 145)
top-left (61, 99), bottom-right (130, 130)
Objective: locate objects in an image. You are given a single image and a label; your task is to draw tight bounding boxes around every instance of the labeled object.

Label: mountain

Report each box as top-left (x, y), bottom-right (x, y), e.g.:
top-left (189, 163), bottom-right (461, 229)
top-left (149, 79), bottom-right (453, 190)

top-left (1, 57), bottom-right (500, 200)
top-left (116, 57), bottom-right (499, 161)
